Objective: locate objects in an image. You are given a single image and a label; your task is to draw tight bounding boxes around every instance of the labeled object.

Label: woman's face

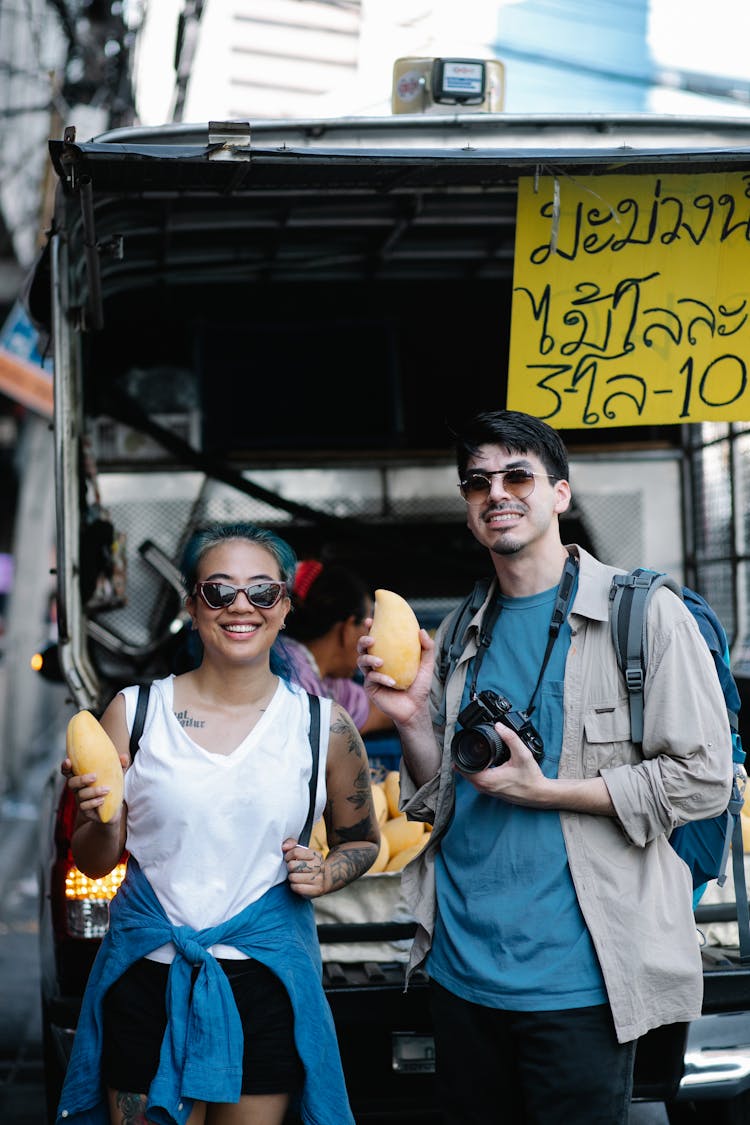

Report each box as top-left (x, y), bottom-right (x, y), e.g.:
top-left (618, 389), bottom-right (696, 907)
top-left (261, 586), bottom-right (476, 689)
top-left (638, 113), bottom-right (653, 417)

top-left (188, 539), bottom-right (291, 664)
top-left (335, 594), bottom-right (374, 679)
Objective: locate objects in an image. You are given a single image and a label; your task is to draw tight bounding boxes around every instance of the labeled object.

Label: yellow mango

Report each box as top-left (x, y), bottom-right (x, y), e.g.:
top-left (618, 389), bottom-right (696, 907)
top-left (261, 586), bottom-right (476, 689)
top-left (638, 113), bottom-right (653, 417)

top-left (366, 832), bottom-right (391, 874)
top-left (371, 782), bottom-right (389, 826)
top-left (66, 709), bottom-right (124, 823)
top-left (309, 816), bottom-right (329, 857)
top-left (382, 813), bottom-right (425, 856)
top-left (368, 589), bottom-right (421, 690)
top-left (384, 835), bottom-right (428, 872)
top-left (383, 770), bottom-right (401, 819)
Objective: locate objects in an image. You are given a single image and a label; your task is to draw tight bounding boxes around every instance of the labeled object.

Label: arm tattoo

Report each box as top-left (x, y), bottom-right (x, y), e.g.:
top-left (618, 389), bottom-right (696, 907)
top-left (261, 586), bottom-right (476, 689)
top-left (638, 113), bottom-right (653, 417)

top-left (334, 813), bottom-right (376, 843)
top-left (115, 1091), bottom-right (148, 1123)
top-left (347, 764), bottom-right (373, 810)
top-left (327, 844), bottom-right (378, 885)
top-left (174, 709), bottom-right (206, 729)
top-left (330, 710), bottom-right (363, 754)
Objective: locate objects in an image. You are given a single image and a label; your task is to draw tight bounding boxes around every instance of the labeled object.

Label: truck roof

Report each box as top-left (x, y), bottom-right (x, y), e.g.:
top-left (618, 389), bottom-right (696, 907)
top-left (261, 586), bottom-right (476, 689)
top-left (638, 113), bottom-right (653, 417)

top-left (35, 109), bottom-right (750, 332)
top-left (84, 111), bottom-right (750, 158)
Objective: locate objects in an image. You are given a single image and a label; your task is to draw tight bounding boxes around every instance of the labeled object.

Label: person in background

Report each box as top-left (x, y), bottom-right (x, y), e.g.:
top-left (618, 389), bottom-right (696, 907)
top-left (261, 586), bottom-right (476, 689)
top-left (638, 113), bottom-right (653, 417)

top-left (358, 409), bottom-right (732, 1125)
top-left (57, 521), bottom-right (379, 1125)
top-left (282, 558), bottom-right (394, 735)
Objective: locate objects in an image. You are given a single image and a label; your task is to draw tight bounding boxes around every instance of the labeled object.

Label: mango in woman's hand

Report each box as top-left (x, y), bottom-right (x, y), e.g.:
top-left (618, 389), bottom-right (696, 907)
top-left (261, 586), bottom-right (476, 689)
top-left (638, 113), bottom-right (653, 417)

top-left (368, 589), bottom-right (421, 690)
top-left (66, 710), bottom-right (124, 823)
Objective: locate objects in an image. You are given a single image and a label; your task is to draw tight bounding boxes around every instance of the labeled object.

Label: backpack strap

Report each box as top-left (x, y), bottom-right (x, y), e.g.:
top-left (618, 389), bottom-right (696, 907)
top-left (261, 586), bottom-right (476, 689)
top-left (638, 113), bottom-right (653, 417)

top-left (129, 682), bottom-right (151, 760)
top-left (298, 692), bottom-right (322, 848)
top-left (725, 761), bottom-right (750, 962)
top-left (731, 810), bottom-right (750, 964)
top-left (609, 568), bottom-right (682, 746)
top-left (438, 576), bottom-right (493, 684)
top-left (612, 570), bottom-right (750, 955)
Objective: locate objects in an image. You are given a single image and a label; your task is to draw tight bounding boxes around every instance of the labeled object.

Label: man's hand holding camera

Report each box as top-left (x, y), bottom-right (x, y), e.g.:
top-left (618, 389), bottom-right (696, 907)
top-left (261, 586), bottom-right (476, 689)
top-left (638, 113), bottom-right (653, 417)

top-left (455, 717), bottom-right (553, 807)
top-left (451, 689), bottom-right (551, 805)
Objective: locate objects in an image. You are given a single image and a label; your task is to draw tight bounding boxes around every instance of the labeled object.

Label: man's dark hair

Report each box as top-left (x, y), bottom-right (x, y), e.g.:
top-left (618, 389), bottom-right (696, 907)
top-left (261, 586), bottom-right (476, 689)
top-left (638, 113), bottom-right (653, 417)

top-left (453, 410), bottom-right (569, 482)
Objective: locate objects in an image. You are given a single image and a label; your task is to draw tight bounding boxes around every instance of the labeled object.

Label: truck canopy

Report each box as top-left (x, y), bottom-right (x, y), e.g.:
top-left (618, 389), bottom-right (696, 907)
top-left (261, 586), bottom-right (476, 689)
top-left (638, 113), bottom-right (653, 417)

top-left (28, 110), bottom-right (750, 710)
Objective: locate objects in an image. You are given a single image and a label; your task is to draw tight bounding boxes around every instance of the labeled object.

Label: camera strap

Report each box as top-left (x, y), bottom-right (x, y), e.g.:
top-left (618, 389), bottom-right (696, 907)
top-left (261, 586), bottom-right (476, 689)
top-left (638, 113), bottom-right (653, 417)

top-left (468, 551), bottom-right (579, 716)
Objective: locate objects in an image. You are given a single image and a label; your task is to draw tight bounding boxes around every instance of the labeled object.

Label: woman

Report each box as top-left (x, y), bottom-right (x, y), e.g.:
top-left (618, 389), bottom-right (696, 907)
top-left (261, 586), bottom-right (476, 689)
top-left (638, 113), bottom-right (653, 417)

top-left (282, 558), bottom-right (394, 735)
top-left (57, 522), bottom-right (380, 1125)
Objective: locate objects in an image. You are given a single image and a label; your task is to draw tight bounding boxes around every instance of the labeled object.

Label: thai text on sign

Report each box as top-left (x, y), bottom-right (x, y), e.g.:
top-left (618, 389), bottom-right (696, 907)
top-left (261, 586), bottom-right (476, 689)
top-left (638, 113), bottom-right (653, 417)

top-left (508, 171), bottom-right (750, 428)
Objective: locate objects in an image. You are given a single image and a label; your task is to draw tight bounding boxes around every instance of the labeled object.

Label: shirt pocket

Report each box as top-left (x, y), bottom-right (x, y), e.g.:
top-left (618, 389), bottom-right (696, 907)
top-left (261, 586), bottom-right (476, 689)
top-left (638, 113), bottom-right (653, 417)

top-left (582, 698), bottom-right (637, 775)
top-left (537, 681), bottom-right (565, 773)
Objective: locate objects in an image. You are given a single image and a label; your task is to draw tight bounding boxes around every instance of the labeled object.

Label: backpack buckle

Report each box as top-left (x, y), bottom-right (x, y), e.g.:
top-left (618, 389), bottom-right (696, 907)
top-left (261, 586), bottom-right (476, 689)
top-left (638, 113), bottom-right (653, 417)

top-left (625, 666), bottom-right (644, 692)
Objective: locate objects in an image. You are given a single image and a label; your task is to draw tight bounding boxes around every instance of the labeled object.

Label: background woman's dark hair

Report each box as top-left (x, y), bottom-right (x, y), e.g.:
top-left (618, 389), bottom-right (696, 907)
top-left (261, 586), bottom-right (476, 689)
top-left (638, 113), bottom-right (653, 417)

top-left (285, 561), bottom-right (371, 643)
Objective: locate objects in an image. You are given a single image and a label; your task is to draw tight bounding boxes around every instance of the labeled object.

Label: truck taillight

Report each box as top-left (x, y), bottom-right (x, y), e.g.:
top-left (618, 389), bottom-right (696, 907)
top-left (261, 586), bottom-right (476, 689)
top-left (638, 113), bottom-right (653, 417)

top-left (64, 862), bottom-right (127, 938)
top-left (54, 784), bottom-right (129, 938)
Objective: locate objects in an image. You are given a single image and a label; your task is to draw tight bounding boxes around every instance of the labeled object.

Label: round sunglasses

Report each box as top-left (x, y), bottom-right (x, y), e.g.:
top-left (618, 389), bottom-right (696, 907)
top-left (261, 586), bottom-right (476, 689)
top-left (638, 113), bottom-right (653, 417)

top-left (458, 467), bottom-right (557, 504)
top-left (193, 580), bottom-right (287, 610)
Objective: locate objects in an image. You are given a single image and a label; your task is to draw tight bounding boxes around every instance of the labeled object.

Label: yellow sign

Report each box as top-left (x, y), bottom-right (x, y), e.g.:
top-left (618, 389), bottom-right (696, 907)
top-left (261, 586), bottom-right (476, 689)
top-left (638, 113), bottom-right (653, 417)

top-left (509, 171), bottom-right (750, 428)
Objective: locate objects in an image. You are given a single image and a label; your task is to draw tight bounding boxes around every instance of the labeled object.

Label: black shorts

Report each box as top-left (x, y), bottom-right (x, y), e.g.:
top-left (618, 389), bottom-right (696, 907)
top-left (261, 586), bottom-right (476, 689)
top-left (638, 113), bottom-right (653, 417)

top-left (102, 956), bottom-right (305, 1097)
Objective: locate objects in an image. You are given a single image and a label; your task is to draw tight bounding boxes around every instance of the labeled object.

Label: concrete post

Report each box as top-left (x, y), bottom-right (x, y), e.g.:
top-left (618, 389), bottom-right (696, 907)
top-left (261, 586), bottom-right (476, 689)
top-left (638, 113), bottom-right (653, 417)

top-left (0, 413), bottom-right (60, 796)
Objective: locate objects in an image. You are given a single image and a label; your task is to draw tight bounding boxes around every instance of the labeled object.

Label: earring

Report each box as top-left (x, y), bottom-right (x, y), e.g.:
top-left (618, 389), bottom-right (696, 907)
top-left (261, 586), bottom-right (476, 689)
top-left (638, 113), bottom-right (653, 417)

top-left (280, 621), bottom-right (287, 631)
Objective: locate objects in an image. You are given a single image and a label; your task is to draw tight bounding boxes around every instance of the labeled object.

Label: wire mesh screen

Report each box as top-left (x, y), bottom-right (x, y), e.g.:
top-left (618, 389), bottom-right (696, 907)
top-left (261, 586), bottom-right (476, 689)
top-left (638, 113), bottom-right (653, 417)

top-left (570, 491), bottom-right (643, 569)
top-left (735, 432), bottom-right (750, 670)
top-left (93, 466), bottom-right (469, 652)
top-left (92, 456), bottom-right (687, 661)
top-left (81, 426), bottom-right (750, 695)
top-left (93, 473), bottom-right (205, 648)
top-left (694, 562), bottom-right (736, 643)
top-left (740, 432), bottom-right (750, 560)
top-left (692, 441), bottom-right (734, 559)
top-left (690, 426), bottom-right (750, 657)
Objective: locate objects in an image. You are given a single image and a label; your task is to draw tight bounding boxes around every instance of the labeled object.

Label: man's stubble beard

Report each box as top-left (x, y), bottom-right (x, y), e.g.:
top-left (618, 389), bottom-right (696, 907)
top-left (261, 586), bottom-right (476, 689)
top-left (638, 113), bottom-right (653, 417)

top-left (488, 537), bottom-right (524, 558)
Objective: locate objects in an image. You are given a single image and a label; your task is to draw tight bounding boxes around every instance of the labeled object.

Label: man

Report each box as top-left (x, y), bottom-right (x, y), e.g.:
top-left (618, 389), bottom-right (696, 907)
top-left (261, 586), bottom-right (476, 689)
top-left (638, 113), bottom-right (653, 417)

top-left (358, 409), bottom-right (732, 1124)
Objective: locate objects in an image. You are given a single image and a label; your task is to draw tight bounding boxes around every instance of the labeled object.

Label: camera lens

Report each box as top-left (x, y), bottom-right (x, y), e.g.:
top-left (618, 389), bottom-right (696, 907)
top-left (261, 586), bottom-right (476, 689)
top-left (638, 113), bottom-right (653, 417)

top-left (451, 723), bottom-right (509, 773)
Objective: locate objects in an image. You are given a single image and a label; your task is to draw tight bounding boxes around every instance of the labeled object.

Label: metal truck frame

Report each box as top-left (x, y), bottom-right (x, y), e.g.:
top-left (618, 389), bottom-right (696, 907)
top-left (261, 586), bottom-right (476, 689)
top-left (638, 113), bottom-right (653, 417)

top-left (30, 105), bottom-right (750, 1123)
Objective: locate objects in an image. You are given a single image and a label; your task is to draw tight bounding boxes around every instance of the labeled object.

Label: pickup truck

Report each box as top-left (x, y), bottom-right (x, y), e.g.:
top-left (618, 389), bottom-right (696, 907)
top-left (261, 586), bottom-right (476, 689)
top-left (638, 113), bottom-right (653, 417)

top-left (28, 87), bottom-right (750, 1122)
top-left (37, 693), bottom-right (750, 1124)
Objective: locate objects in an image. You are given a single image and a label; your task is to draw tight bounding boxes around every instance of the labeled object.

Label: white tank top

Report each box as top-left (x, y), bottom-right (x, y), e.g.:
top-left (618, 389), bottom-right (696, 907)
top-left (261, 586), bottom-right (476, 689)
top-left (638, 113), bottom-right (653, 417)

top-left (121, 675), bottom-right (330, 961)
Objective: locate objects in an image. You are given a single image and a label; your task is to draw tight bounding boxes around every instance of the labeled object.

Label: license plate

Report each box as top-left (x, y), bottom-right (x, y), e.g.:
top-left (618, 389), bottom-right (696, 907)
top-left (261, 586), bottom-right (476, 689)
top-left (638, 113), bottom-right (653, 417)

top-left (392, 1031), bottom-right (436, 1073)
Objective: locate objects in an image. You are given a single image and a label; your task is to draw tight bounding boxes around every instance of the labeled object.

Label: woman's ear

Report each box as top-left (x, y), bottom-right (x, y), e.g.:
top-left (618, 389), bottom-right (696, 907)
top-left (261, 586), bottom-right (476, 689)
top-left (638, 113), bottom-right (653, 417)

top-left (185, 593), bottom-right (198, 629)
top-left (335, 617), bottom-right (357, 645)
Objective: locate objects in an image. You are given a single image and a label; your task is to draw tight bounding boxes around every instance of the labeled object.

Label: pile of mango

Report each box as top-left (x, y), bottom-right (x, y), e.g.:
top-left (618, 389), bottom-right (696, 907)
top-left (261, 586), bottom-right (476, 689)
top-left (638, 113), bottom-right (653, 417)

top-left (309, 769), bottom-right (431, 874)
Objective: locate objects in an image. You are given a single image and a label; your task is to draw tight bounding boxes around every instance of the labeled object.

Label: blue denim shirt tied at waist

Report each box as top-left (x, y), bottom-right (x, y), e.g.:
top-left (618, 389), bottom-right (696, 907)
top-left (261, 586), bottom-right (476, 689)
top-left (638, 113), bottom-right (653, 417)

top-left (56, 858), bottom-right (354, 1125)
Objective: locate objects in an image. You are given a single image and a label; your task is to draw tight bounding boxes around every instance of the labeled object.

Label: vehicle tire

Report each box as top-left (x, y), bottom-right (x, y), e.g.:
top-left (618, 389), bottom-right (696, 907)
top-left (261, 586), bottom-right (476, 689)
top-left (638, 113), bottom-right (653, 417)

top-left (666, 1092), bottom-right (750, 1124)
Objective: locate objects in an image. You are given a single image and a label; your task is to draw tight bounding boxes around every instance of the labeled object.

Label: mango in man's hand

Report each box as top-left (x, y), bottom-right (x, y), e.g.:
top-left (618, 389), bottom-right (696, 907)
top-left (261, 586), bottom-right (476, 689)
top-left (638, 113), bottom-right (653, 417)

top-left (368, 589), bottom-right (421, 690)
top-left (66, 710), bottom-right (124, 823)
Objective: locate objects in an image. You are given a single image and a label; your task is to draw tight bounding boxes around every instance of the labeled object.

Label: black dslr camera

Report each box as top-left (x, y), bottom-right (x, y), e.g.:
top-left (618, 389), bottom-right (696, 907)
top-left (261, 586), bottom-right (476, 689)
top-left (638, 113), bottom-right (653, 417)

top-left (451, 690), bottom-right (544, 773)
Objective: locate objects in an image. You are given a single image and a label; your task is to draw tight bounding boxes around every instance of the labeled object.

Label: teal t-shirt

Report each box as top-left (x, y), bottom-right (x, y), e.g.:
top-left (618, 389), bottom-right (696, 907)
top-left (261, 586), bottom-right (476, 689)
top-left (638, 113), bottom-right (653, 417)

top-left (428, 579), bottom-right (607, 1010)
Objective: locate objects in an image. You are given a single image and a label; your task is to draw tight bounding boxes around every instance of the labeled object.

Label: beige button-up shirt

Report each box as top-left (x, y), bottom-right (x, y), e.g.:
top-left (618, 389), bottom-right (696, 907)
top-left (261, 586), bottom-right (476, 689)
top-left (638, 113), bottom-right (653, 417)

top-left (399, 546), bottom-right (733, 1043)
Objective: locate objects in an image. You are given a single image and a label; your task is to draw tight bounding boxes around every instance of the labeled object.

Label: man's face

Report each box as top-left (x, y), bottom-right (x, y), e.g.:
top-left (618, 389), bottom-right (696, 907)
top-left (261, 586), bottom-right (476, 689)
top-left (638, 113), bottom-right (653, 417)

top-left (460, 444), bottom-right (571, 558)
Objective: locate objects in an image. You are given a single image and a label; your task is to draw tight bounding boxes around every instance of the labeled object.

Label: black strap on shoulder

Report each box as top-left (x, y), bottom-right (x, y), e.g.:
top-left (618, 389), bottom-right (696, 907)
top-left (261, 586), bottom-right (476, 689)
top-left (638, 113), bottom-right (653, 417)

top-left (130, 683), bottom-right (151, 760)
top-left (440, 576), bottom-right (493, 683)
top-left (468, 552), bottom-right (579, 709)
top-left (298, 692), bottom-right (321, 848)
top-left (467, 594), bottom-right (504, 698)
